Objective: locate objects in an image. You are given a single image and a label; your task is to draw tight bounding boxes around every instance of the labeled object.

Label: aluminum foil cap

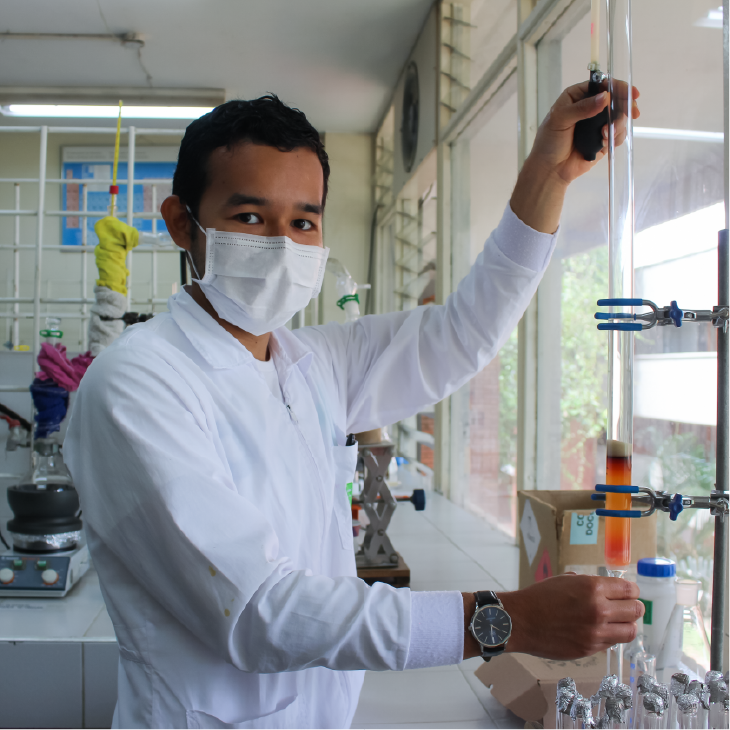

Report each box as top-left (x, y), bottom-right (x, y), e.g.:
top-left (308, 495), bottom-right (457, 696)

top-left (642, 692), bottom-right (665, 715)
top-left (677, 693), bottom-right (699, 715)
top-left (688, 680), bottom-right (704, 696)
top-left (605, 697), bottom-right (625, 723)
top-left (570, 696), bottom-right (595, 727)
top-left (558, 677), bottom-right (577, 693)
top-left (615, 683), bottom-right (632, 709)
top-left (700, 689), bottom-right (711, 711)
top-left (599, 674), bottom-right (619, 698)
top-left (705, 670), bottom-right (724, 686)
top-left (654, 682), bottom-right (669, 709)
top-left (638, 674), bottom-right (656, 693)
top-left (709, 680), bottom-right (728, 704)
top-left (556, 688), bottom-right (576, 714)
top-left (671, 672), bottom-right (690, 696)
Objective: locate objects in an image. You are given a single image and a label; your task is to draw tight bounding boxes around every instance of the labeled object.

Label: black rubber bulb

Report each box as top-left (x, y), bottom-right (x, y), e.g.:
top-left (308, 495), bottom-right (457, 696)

top-left (573, 71), bottom-right (608, 161)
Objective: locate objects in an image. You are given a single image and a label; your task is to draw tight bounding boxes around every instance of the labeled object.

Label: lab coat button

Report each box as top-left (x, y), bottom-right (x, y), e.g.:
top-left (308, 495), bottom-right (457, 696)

top-left (41, 569), bottom-right (59, 585)
top-left (0, 568), bottom-right (14, 584)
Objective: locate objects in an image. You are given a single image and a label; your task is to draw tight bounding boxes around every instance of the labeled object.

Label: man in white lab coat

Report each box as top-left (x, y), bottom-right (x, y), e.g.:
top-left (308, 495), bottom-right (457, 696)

top-left (65, 87), bottom-right (642, 729)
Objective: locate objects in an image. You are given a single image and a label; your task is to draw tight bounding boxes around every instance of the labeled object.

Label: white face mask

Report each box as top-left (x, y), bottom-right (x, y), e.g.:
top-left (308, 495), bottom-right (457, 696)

top-left (186, 210), bottom-right (329, 336)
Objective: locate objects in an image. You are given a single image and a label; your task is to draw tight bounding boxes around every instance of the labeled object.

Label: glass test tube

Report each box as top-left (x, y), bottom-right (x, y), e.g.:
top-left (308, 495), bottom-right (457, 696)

top-left (677, 693), bottom-right (701, 730)
top-left (641, 692), bottom-right (665, 729)
top-left (634, 676), bottom-right (656, 730)
top-left (604, 0), bottom-right (635, 572)
top-left (669, 673), bottom-right (690, 729)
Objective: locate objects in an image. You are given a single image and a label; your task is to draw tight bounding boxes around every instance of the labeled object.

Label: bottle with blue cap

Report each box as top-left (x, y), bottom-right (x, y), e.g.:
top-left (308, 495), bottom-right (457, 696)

top-left (636, 557), bottom-right (677, 656)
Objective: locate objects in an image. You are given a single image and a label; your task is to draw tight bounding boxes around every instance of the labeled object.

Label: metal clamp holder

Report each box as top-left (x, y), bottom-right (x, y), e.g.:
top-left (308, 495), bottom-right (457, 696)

top-left (356, 443), bottom-right (399, 568)
top-left (594, 298), bottom-right (729, 333)
top-left (593, 484), bottom-right (729, 521)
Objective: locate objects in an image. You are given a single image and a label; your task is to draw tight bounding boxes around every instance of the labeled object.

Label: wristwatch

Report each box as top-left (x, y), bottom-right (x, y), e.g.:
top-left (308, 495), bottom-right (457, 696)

top-left (469, 591), bottom-right (512, 662)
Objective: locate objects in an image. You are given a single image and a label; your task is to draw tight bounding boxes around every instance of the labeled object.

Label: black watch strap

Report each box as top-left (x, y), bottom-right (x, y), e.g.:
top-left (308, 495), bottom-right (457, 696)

top-left (473, 591), bottom-right (506, 662)
top-left (474, 590), bottom-right (500, 608)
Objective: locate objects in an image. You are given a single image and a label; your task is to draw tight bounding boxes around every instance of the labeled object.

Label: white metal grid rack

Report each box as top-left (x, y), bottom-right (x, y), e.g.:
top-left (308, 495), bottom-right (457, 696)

top-left (0, 124), bottom-right (185, 390)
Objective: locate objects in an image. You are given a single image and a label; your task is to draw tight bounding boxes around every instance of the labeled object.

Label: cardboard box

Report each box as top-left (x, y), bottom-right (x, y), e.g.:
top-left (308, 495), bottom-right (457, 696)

top-left (475, 651), bottom-right (630, 728)
top-left (517, 490), bottom-right (657, 589)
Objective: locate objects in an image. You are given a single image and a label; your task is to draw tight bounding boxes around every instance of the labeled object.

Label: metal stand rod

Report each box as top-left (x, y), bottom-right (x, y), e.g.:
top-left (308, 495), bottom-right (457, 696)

top-left (711, 229), bottom-right (729, 672)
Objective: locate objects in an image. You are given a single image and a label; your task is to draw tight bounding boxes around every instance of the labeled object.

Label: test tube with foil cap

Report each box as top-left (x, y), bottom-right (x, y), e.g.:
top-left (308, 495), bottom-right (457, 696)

top-left (571, 695), bottom-right (596, 729)
top-left (686, 680), bottom-right (706, 727)
top-left (641, 692), bottom-right (665, 729)
top-left (708, 680), bottom-right (728, 729)
top-left (557, 687), bottom-right (577, 729)
top-left (634, 675), bottom-right (656, 729)
top-left (677, 693), bottom-right (700, 730)
top-left (604, 695), bottom-right (627, 729)
top-left (598, 675), bottom-right (619, 719)
top-left (669, 672), bottom-right (690, 728)
top-left (614, 682), bottom-right (632, 726)
top-left (653, 683), bottom-right (669, 716)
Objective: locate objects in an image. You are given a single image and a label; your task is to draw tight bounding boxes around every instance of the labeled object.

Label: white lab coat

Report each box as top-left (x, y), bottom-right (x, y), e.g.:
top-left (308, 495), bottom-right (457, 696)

top-left (64, 206), bottom-right (556, 729)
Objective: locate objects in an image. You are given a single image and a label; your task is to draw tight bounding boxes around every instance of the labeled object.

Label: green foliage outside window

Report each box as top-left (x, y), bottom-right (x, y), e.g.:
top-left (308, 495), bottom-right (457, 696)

top-left (561, 247), bottom-right (609, 489)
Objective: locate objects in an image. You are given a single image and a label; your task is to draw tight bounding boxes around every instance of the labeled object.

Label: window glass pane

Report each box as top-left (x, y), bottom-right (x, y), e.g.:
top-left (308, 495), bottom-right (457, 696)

top-left (440, 1), bottom-right (517, 127)
top-left (452, 91), bottom-right (519, 536)
top-left (381, 151), bottom-right (438, 477)
top-left (558, 1), bottom-right (722, 614)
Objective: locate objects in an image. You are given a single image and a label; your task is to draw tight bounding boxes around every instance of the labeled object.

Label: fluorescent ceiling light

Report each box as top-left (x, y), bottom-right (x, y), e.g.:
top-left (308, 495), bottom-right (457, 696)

top-left (695, 6), bottom-right (723, 28)
top-left (633, 126), bottom-right (723, 143)
top-left (1, 104), bottom-right (213, 119)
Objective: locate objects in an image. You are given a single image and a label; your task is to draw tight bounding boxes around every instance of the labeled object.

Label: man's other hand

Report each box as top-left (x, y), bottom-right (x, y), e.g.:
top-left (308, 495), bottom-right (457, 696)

top-left (510, 80), bottom-right (640, 234)
top-left (529, 80), bottom-right (641, 186)
top-left (463, 574), bottom-right (644, 661)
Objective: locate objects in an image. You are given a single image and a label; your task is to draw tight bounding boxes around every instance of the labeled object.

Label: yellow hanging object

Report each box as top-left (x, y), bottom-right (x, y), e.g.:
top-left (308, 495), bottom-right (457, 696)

top-left (93, 216), bottom-right (139, 296)
top-left (109, 100), bottom-right (123, 217)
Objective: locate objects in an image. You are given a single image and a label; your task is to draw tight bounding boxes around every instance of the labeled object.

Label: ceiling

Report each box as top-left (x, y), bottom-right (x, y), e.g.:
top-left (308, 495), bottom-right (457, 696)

top-left (0, 0), bottom-right (435, 132)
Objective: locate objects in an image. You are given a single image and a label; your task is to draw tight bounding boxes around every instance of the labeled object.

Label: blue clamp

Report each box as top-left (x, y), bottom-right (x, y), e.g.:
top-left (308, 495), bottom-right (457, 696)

top-left (597, 322), bottom-right (643, 331)
top-left (595, 312), bottom-right (637, 320)
top-left (669, 493), bottom-right (684, 521)
top-left (597, 298), bottom-right (644, 306)
top-left (595, 508), bottom-right (643, 518)
top-left (669, 301), bottom-right (683, 327)
top-left (593, 484), bottom-right (643, 517)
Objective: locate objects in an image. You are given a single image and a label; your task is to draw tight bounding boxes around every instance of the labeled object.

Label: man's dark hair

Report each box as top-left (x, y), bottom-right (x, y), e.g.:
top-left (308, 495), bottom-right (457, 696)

top-left (172, 95), bottom-right (329, 218)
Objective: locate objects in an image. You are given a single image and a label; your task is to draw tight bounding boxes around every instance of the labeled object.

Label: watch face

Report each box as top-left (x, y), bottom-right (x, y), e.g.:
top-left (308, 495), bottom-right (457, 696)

top-left (471, 605), bottom-right (512, 648)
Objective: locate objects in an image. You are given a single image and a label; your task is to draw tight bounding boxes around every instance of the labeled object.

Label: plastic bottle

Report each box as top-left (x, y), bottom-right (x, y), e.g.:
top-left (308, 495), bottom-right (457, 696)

top-left (636, 558), bottom-right (677, 656)
top-left (657, 580), bottom-right (711, 685)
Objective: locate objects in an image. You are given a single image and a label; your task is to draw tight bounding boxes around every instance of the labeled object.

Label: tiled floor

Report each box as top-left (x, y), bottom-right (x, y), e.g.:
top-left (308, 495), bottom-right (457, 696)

top-left (351, 492), bottom-right (524, 729)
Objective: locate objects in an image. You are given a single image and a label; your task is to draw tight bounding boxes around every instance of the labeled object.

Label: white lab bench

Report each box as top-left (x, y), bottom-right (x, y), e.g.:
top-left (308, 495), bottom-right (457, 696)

top-left (0, 568), bottom-right (118, 729)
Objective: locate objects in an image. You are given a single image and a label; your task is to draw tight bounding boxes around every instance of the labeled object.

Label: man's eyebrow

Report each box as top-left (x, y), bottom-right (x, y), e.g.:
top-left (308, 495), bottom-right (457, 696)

top-left (224, 193), bottom-right (269, 207)
top-left (297, 202), bottom-right (323, 216)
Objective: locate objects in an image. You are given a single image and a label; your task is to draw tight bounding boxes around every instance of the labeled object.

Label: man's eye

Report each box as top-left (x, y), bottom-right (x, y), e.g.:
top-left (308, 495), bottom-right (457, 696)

top-left (293, 219), bottom-right (313, 231)
top-left (237, 213), bottom-right (262, 224)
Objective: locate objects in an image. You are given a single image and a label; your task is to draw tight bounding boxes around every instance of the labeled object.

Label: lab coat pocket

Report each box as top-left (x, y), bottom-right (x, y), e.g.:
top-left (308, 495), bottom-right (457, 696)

top-left (332, 443), bottom-right (358, 549)
top-left (186, 695), bottom-right (297, 729)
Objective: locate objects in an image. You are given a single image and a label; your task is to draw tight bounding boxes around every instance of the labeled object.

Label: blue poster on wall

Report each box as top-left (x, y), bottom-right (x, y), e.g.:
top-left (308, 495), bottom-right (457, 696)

top-left (61, 152), bottom-right (176, 247)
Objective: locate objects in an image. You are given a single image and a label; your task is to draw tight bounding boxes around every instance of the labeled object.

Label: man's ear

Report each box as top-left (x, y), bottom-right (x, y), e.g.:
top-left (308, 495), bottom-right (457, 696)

top-left (160, 195), bottom-right (193, 252)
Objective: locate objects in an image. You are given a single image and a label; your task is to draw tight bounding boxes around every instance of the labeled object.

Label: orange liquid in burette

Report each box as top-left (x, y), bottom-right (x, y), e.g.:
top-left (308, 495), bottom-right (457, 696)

top-left (605, 440), bottom-right (632, 568)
